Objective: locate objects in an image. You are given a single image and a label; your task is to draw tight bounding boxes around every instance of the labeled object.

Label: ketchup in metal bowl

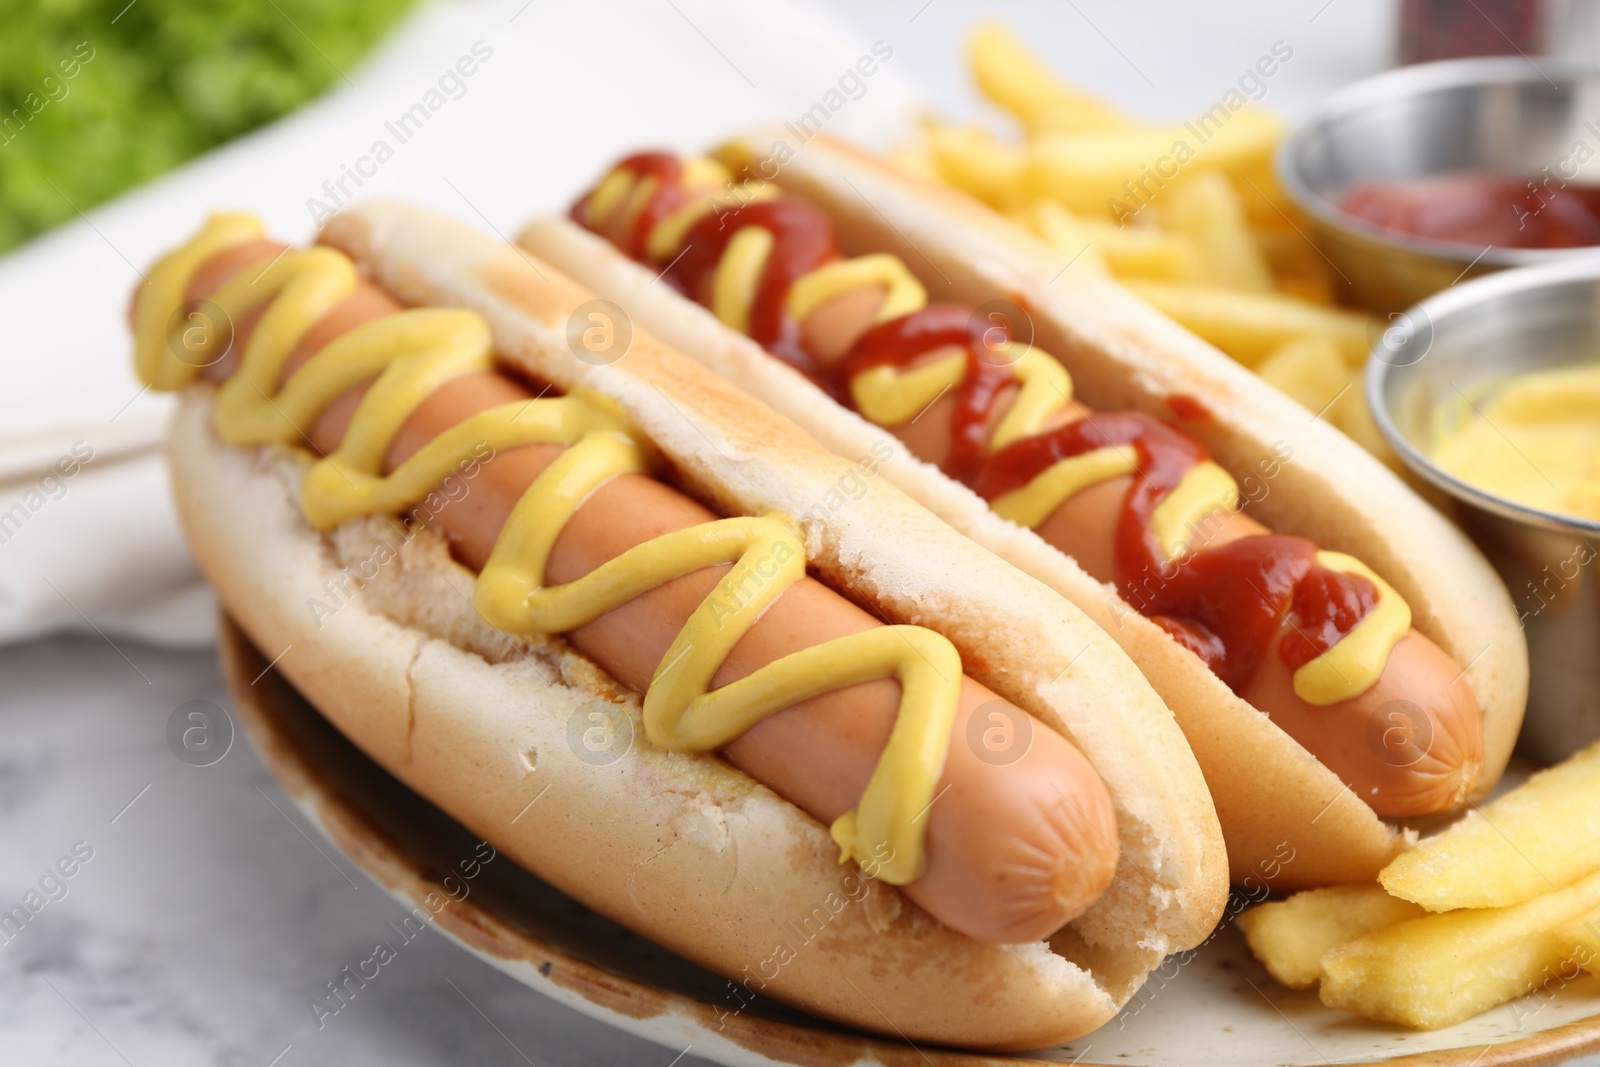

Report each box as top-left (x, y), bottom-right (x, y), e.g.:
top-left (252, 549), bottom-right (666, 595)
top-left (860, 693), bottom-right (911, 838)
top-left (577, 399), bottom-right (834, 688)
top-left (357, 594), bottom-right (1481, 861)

top-left (1338, 172), bottom-right (1600, 249)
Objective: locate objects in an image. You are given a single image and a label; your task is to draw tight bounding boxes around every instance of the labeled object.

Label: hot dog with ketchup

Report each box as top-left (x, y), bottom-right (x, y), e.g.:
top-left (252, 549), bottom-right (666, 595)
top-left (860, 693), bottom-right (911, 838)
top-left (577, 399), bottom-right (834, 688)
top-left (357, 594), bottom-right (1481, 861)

top-left (517, 133), bottom-right (1528, 886)
top-left (132, 202), bottom-right (1226, 1049)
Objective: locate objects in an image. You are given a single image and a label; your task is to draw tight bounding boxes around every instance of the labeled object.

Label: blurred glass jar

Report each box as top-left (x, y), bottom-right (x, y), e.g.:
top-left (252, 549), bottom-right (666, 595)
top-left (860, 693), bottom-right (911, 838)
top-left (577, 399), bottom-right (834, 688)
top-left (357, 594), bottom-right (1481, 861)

top-left (1400, 0), bottom-right (1543, 65)
top-left (1401, 0), bottom-right (1600, 64)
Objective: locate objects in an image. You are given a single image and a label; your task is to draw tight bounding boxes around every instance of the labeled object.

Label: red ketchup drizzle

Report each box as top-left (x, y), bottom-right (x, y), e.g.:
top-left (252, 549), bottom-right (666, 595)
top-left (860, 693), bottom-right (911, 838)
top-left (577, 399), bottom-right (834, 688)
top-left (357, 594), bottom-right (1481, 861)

top-left (569, 152), bottom-right (692, 261)
top-left (972, 412), bottom-right (1379, 692)
top-left (1166, 393), bottom-right (1210, 421)
top-left (571, 157), bottom-right (1383, 697)
top-left (1281, 564), bottom-right (1379, 672)
top-left (667, 197), bottom-right (837, 368)
top-left (840, 304), bottom-right (1017, 485)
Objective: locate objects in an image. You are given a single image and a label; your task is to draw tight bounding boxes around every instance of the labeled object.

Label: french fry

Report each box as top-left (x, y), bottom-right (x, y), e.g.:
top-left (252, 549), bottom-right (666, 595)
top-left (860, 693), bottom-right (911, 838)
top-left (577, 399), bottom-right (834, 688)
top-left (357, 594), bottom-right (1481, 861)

top-left (1158, 173), bottom-right (1274, 292)
top-left (926, 122), bottom-right (1025, 211)
top-left (1012, 200), bottom-right (1108, 274)
top-left (925, 18), bottom-right (1413, 474)
top-left (1078, 218), bottom-right (1204, 280)
top-left (1320, 867), bottom-right (1600, 1029)
top-left (1022, 111), bottom-right (1283, 220)
top-left (1255, 336), bottom-right (1347, 415)
top-left (1125, 280), bottom-right (1372, 367)
top-left (1019, 202), bottom-right (1217, 281)
top-left (1229, 158), bottom-right (1301, 228)
top-left (967, 21), bottom-right (1127, 134)
top-left (1253, 226), bottom-right (1327, 280)
top-left (1255, 341), bottom-right (1395, 461)
top-left (1273, 273), bottom-right (1335, 304)
top-left (1181, 106), bottom-right (1285, 179)
top-left (1552, 906), bottom-right (1600, 973)
top-left (1331, 383), bottom-right (1396, 465)
top-left (1251, 227), bottom-right (1337, 304)
top-left (1021, 129), bottom-right (1175, 217)
top-left (1238, 885), bottom-right (1426, 990)
top-left (1381, 740), bottom-right (1600, 911)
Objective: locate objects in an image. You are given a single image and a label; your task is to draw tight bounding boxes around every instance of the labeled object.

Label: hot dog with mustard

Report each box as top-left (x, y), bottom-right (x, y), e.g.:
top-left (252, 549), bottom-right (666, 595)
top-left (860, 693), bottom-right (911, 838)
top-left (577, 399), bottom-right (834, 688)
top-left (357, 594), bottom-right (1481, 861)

top-left (132, 201), bottom-right (1227, 1050)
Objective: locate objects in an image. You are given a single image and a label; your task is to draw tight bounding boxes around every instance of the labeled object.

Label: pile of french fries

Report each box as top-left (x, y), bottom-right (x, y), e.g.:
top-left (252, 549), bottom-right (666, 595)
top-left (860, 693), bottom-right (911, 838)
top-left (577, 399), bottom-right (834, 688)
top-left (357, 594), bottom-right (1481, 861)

top-left (1239, 741), bottom-right (1600, 1029)
top-left (895, 23), bottom-right (1388, 459)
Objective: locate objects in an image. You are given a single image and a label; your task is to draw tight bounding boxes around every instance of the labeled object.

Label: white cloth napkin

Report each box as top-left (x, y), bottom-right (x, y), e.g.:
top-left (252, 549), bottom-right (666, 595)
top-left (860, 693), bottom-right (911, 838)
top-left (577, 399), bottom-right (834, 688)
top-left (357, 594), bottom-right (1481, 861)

top-left (0, 435), bottom-right (214, 648)
top-left (0, 0), bottom-right (920, 649)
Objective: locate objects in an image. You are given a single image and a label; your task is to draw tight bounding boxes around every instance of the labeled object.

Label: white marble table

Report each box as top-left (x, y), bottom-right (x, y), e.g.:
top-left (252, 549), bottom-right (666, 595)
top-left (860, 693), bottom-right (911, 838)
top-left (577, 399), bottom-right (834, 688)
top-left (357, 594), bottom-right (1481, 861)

top-left (0, 635), bottom-right (716, 1066)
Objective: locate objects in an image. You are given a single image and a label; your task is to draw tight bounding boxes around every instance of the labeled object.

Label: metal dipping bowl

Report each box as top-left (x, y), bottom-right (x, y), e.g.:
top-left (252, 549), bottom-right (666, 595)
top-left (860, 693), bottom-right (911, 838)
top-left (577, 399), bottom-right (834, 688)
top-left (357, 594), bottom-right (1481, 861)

top-left (1367, 261), bottom-right (1600, 763)
top-left (1279, 57), bottom-right (1600, 312)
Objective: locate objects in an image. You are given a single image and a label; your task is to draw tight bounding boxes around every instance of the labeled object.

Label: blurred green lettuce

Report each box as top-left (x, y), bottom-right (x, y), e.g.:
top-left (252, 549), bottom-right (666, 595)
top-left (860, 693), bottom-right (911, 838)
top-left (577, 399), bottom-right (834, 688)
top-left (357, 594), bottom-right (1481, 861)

top-left (0, 0), bottom-right (418, 253)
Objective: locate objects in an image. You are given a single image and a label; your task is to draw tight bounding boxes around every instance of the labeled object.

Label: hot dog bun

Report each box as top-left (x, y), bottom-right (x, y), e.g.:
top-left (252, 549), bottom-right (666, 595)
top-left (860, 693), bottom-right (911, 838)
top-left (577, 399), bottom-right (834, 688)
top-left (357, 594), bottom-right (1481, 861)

top-left (515, 131), bottom-right (1527, 887)
top-left (162, 199), bottom-right (1226, 1050)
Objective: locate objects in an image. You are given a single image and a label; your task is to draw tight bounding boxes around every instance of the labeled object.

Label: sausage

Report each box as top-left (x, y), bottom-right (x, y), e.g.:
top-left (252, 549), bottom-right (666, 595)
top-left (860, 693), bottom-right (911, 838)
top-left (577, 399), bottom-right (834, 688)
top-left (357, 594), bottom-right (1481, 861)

top-left (792, 281), bottom-right (1481, 818)
top-left (176, 239), bottom-right (1121, 945)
